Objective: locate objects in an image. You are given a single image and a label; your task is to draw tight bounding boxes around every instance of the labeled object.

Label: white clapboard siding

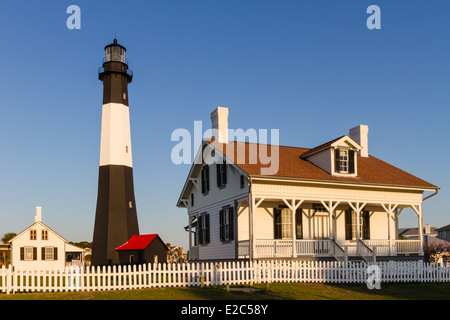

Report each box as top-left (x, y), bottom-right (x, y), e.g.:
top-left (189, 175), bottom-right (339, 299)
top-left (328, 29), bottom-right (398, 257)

top-left (1, 260), bottom-right (449, 294)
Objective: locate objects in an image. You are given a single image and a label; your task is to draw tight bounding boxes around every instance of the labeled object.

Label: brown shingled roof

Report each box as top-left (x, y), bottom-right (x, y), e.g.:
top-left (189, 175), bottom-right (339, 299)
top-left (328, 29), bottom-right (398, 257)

top-left (206, 139), bottom-right (438, 190)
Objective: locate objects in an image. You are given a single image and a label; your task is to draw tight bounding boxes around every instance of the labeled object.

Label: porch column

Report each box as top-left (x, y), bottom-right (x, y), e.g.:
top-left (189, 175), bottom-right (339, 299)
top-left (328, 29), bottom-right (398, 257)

top-left (188, 215), bottom-right (192, 250)
top-left (348, 201), bottom-right (366, 254)
top-left (234, 198), bottom-right (246, 260)
top-left (381, 203), bottom-right (398, 256)
top-left (410, 204), bottom-right (424, 255)
top-left (320, 200), bottom-right (340, 241)
top-left (283, 198), bottom-right (304, 258)
top-left (249, 195), bottom-right (265, 260)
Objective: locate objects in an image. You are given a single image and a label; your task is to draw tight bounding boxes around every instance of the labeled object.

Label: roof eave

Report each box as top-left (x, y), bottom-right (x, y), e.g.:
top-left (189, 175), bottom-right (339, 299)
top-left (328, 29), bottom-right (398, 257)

top-left (248, 175), bottom-right (439, 193)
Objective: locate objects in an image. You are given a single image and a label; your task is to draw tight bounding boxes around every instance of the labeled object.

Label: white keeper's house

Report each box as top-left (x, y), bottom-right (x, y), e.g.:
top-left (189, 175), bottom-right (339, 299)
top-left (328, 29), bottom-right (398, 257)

top-left (177, 107), bottom-right (439, 263)
top-left (8, 207), bottom-right (85, 271)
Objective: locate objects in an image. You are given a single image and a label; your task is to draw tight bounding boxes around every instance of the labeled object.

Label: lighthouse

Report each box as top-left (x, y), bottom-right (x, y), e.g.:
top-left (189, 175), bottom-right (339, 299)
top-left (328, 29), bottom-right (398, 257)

top-left (91, 39), bottom-right (140, 266)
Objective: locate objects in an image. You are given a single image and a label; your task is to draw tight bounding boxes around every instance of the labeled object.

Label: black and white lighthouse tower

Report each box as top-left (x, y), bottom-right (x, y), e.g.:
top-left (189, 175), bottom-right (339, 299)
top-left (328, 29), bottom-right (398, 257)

top-left (92, 39), bottom-right (140, 266)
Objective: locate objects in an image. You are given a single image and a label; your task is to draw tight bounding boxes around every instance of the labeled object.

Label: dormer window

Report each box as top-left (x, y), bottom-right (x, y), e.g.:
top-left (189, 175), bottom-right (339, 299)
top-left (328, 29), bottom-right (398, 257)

top-left (335, 149), bottom-right (355, 174)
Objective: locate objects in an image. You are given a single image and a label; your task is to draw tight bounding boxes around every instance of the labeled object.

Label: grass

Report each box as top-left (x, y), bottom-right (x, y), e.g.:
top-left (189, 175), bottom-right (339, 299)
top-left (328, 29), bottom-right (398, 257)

top-left (1, 282), bottom-right (449, 300)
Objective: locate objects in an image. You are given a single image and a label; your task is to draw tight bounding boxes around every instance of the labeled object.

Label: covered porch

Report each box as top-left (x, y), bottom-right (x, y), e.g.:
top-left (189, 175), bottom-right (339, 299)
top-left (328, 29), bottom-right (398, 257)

top-left (235, 194), bottom-right (425, 262)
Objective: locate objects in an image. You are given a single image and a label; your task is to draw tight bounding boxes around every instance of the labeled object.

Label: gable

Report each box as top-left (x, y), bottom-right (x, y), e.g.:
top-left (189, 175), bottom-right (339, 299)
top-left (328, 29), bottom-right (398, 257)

top-left (177, 140), bottom-right (249, 208)
top-left (9, 221), bottom-right (68, 244)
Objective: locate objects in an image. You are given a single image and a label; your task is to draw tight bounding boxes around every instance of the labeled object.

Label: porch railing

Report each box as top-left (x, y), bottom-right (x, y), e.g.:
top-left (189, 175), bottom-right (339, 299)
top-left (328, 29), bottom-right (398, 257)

top-left (358, 239), bottom-right (376, 264)
top-left (362, 240), bottom-right (421, 256)
top-left (216, 239), bottom-right (423, 261)
top-left (296, 240), bottom-right (331, 257)
top-left (330, 240), bottom-right (347, 263)
top-left (256, 240), bottom-right (293, 258)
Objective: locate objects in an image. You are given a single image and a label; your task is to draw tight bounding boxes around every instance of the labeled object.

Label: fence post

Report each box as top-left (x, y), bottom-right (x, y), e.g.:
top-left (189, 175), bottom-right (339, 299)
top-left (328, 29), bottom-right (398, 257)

top-left (6, 265), bottom-right (11, 295)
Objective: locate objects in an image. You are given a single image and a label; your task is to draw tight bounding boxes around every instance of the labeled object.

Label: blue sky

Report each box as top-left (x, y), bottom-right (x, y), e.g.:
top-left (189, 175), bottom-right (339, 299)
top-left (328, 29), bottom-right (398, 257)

top-left (0, 1), bottom-right (449, 249)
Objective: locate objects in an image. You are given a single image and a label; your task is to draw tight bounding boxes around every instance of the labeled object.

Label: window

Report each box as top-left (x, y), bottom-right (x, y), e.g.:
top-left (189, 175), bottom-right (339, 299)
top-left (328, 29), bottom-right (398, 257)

top-left (216, 160), bottom-right (227, 188)
top-left (42, 247), bottom-right (58, 261)
top-left (41, 230), bottom-right (48, 240)
top-left (220, 207), bottom-right (234, 242)
top-left (240, 175), bottom-right (245, 189)
top-left (30, 230), bottom-right (37, 240)
top-left (296, 210), bottom-right (303, 240)
top-left (345, 211), bottom-right (370, 240)
top-left (21, 247), bottom-right (36, 261)
top-left (201, 166), bottom-right (210, 195)
top-left (191, 193), bottom-right (194, 207)
top-left (339, 149), bottom-right (348, 172)
top-left (335, 149), bottom-right (355, 174)
top-left (274, 209), bottom-right (293, 239)
top-left (198, 214), bottom-right (210, 245)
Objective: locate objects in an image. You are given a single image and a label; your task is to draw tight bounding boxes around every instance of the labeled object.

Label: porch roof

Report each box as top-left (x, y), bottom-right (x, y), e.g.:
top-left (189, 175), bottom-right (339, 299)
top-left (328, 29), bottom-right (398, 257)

top-left (206, 139), bottom-right (438, 190)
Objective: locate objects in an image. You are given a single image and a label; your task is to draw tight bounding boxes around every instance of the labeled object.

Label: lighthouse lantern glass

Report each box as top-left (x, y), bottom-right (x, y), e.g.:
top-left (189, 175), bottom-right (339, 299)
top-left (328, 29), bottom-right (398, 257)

top-left (105, 45), bottom-right (126, 63)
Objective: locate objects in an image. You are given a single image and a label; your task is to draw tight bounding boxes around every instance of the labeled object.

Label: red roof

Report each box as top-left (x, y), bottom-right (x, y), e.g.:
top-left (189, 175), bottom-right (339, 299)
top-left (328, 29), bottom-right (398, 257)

top-left (115, 234), bottom-right (168, 251)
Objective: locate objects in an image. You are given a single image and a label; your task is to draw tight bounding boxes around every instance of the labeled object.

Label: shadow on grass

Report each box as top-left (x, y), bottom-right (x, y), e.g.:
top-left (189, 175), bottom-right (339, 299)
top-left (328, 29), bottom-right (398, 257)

top-left (325, 282), bottom-right (450, 300)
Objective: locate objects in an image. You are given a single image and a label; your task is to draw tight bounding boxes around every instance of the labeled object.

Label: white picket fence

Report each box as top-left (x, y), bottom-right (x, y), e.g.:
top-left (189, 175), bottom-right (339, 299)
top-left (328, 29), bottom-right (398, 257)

top-left (1, 260), bottom-right (449, 294)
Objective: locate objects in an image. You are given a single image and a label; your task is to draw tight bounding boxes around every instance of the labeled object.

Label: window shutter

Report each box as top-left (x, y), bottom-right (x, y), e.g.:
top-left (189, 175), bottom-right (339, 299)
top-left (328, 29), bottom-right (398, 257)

top-left (205, 214), bottom-right (210, 244)
top-left (201, 168), bottom-right (206, 194)
top-left (345, 210), bottom-right (352, 240)
top-left (206, 166), bottom-right (210, 192)
top-left (296, 209), bottom-right (303, 239)
top-left (33, 247), bottom-right (37, 261)
top-left (20, 247), bottom-right (24, 261)
top-left (349, 150), bottom-right (355, 174)
top-left (363, 211), bottom-right (370, 240)
top-left (222, 163), bottom-right (227, 185)
top-left (42, 247), bottom-right (46, 261)
top-left (219, 209), bottom-right (224, 242)
top-left (216, 163), bottom-right (221, 187)
top-left (274, 209), bottom-right (282, 239)
top-left (335, 149), bottom-right (341, 173)
top-left (54, 247), bottom-right (58, 261)
top-left (229, 207), bottom-right (235, 241)
top-left (198, 216), bottom-right (204, 244)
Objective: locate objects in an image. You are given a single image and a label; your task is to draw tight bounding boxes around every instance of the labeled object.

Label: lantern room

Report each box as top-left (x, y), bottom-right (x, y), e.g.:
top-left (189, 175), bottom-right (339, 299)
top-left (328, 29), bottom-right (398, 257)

top-left (104, 38), bottom-right (127, 64)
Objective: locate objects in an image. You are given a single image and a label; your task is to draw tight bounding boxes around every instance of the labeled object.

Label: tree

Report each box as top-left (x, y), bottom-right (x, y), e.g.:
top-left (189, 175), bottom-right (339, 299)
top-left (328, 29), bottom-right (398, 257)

top-left (1, 233), bottom-right (16, 244)
top-left (1, 233), bottom-right (16, 265)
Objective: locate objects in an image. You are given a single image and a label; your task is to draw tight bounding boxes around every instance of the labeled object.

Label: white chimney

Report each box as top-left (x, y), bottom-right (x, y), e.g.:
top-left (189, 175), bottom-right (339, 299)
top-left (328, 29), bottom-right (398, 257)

top-left (349, 125), bottom-right (369, 157)
top-left (35, 206), bottom-right (42, 222)
top-left (425, 224), bottom-right (431, 234)
top-left (210, 107), bottom-right (229, 144)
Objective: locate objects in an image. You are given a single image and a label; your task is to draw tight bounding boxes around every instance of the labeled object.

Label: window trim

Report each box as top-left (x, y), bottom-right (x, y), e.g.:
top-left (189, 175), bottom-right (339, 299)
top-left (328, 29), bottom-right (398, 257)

top-left (334, 148), bottom-right (356, 175)
top-left (345, 210), bottom-right (370, 240)
top-left (22, 247), bottom-right (35, 261)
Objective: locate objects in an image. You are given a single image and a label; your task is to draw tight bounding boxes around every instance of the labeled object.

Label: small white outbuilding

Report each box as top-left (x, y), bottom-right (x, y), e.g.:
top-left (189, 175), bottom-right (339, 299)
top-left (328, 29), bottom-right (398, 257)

top-left (9, 207), bottom-right (85, 271)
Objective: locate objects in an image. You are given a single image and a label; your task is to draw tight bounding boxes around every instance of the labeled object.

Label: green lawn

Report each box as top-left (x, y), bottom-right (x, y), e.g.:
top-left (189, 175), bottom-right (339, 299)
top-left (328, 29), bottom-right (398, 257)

top-left (1, 282), bottom-right (449, 300)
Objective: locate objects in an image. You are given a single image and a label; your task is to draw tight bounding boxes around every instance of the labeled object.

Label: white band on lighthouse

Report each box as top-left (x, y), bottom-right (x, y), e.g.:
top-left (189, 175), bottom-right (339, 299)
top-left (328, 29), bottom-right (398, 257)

top-left (99, 102), bottom-right (133, 168)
